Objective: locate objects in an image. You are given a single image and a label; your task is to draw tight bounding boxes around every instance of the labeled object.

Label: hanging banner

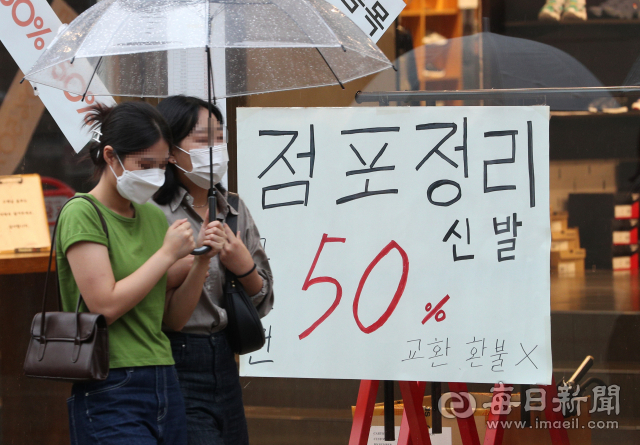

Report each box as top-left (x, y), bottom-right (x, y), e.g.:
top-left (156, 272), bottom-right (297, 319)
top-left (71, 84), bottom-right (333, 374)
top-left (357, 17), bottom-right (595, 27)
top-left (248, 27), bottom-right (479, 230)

top-left (330, 0), bottom-right (406, 42)
top-left (237, 106), bottom-right (551, 385)
top-left (0, 0), bottom-right (115, 153)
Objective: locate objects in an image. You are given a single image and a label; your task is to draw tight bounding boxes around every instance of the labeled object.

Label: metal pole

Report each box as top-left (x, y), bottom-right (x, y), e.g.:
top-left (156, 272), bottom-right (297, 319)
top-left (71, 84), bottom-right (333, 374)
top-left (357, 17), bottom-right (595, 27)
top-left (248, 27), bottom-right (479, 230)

top-left (355, 86), bottom-right (640, 105)
top-left (192, 46), bottom-right (216, 256)
top-left (383, 381), bottom-right (395, 441)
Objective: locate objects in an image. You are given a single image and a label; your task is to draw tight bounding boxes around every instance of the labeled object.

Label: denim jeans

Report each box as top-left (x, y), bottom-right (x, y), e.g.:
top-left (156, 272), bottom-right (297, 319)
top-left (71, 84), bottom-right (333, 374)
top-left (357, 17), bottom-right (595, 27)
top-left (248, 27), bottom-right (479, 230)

top-left (166, 331), bottom-right (249, 445)
top-left (67, 366), bottom-right (187, 445)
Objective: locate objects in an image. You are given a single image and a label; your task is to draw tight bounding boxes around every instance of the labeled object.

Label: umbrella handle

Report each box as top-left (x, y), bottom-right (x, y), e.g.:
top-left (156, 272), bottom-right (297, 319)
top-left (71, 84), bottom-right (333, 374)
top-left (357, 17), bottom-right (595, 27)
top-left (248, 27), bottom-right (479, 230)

top-left (191, 193), bottom-right (216, 256)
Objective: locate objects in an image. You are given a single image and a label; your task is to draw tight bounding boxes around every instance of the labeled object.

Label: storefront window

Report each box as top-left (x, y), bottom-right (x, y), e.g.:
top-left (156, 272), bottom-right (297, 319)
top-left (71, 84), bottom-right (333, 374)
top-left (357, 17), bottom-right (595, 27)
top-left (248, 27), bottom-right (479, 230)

top-left (1, 0), bottom-right (638, 444)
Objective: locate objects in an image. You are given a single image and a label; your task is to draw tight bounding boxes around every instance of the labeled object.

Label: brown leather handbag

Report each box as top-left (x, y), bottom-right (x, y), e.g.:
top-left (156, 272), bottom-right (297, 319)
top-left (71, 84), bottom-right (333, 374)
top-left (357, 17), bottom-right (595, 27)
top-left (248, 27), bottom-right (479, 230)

top-left (23, 195), bottom-right (109, 381)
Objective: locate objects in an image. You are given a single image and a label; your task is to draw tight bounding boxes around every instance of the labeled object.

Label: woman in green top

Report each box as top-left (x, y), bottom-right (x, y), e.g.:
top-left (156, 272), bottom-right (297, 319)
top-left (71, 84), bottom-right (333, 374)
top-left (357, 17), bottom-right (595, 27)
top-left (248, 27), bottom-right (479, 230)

top-left (57, 102), bottom-right (225, 445)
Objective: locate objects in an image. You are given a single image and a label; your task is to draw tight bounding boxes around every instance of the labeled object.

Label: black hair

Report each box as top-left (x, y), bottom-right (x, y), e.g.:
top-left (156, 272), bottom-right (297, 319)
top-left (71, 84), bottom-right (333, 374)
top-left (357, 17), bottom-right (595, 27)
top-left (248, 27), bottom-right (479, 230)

top-left (85, 101), bottom-right (173, 178)
top-left (154, 95), bottom-right (224, 205)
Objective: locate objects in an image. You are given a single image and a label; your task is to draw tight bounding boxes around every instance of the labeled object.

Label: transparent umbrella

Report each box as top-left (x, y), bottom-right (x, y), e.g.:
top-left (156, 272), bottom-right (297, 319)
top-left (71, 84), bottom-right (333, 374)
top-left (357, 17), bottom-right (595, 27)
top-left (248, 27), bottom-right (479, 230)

top-left (25, 0), bottom-right (393, 253)
top-left (24, 0), bottom-right (393, 99)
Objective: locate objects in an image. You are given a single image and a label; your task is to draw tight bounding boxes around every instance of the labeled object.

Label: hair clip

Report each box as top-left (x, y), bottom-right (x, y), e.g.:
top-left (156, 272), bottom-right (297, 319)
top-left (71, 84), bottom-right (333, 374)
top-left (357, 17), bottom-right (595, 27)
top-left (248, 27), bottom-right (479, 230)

top-left (91, 129), bottom-right (102, 143)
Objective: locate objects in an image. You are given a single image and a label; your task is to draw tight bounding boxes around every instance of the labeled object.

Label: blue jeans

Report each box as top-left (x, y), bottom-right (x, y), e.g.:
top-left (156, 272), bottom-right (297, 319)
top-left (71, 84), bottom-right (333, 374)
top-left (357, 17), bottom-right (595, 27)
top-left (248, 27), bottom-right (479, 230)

top-left (67, 366), bottom-right (187, 445)
top-left (167, 331), bottom-right (249, 445)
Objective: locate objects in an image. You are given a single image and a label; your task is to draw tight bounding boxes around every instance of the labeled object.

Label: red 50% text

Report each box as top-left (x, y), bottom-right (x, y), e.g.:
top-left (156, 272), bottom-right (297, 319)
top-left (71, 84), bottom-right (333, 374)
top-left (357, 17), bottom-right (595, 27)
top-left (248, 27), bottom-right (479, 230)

top-left (50, 61), bottom-right (96, 117)
top-left (299, 233), bottom-right (411, 340)
top-left (2, 0), bottom-right (51, 50)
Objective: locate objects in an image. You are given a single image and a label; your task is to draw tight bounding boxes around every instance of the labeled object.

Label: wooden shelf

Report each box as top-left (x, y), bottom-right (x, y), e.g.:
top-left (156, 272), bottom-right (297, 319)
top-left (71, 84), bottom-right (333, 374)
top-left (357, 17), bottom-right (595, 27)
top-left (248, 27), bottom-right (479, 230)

top-left (505, 19), bottom-right (640, 28)
top-left (0, 251), bottom-right (54, 275)
top-left (398, 0), bottom-right (464, 92)
top-left (420, 74), bottom-right (462, 83)
top-left (424, 8), bottom-right (458, 16)
top-left (401, 8), bottom-right (458, 17)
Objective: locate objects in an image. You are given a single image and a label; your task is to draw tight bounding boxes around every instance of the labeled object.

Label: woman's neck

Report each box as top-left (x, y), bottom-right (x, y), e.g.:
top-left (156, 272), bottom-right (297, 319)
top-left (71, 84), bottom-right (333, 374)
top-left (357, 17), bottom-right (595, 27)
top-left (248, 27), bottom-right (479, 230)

top-left (90, 172), bottom-right (135, 217)
top-left (186, 182), bottom-right (209, 207)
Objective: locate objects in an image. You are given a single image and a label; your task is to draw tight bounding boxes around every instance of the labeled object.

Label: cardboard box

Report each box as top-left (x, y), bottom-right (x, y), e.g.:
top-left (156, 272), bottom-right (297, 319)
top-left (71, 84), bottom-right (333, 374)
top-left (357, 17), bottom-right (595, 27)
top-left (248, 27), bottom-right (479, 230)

top-left (353, 393), bottom-right (591, 445)
top-left (550, 211), bottom-right (569, 233)
top-left (612, 245), bottom-right (639, 271)
top-left (551, 248), bottom-right (586, 275)
top-left (612, 219), bottom-right (639, 245)
top-left (614, 194), bottom-right (640, 220)
top-left (551, 228), bottom-right (581, 252)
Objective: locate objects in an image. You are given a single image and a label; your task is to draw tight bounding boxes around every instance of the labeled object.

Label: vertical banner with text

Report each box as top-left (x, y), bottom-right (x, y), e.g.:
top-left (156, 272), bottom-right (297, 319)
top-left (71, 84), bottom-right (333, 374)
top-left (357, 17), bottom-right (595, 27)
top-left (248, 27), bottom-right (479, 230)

top-left (0, 0), bottom-right (115, 152)
top-left (237, 106), bottom-right (551, 385)
top-left (330, 0), bottom-right (406, 42)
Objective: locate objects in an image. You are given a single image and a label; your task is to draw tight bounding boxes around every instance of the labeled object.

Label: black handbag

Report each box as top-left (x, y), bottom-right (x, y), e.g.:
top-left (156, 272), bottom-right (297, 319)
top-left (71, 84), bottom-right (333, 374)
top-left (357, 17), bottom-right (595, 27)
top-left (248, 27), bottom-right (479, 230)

top-left (23, 195), bottom-right (109, 381)
top-left (223, 193), bottom-right (266, 355)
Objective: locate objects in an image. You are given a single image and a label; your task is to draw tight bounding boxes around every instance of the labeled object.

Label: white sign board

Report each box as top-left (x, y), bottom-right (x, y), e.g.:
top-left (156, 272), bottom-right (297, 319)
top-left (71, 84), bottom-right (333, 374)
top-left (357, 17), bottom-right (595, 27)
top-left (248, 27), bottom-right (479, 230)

top-left (238, 106), bottom-right (551, 385)
top-left (330, 0), bottom-right (406, 42)
top-left (369, 427), bottom-right (451, 445)
top-left (0, 0), bottom-right (115, 152)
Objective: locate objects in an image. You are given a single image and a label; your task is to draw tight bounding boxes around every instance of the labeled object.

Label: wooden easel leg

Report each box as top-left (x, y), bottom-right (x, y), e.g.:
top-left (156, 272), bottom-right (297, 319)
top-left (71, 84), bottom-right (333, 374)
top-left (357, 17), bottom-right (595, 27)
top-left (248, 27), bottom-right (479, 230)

top-left (349, 380), bottom-right (380, 445)
top-left (544, 377), bottom-right (571, 445)
top-left (448, 382), bottom-right (481, 445)
top-left (483, 383), bottom-right (513, 445)
top-left (399, 381), bottom-right (432, 445)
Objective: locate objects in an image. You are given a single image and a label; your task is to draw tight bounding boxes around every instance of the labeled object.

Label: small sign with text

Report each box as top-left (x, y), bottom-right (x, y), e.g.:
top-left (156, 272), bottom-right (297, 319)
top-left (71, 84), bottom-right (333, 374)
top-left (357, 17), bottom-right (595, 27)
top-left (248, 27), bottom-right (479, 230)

top-left (330, 0), bottom-right (406, 42)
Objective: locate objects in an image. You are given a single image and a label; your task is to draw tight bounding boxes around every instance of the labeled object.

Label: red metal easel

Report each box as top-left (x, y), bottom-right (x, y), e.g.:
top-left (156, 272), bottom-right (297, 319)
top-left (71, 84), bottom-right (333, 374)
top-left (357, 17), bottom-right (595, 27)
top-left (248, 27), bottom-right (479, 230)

top-left (349, 378), bottom-right (569, 445)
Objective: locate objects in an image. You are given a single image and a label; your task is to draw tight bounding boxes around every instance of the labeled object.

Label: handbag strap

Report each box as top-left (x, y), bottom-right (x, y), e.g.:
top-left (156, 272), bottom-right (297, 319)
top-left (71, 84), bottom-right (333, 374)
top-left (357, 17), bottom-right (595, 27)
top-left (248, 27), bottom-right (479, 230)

top-left (223, 193), bottom-right (240, 283)
top-left (226, 192), bottom-right (239, 234)
top-left (40, 195), bottom-right (109, 338)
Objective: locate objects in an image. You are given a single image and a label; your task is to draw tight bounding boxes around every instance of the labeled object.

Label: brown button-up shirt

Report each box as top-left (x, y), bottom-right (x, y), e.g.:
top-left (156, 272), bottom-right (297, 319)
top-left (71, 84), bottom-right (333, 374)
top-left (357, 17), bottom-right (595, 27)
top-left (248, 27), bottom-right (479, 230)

top-left (152, 186), bottom-right (274, 335)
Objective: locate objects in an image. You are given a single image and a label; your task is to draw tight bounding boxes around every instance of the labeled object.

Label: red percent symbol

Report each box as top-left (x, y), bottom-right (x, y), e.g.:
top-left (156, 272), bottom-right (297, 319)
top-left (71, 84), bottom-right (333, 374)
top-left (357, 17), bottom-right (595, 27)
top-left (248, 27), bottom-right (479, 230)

top-left (421, 294), bottom-right (450, 324)
top-left (3, 0), bottom-right (52, 50)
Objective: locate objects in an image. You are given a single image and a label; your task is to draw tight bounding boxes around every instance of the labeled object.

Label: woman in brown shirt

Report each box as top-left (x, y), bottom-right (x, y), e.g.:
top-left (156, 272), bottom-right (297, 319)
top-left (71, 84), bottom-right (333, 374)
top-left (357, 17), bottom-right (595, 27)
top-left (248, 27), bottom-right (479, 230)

top-left (153, 95), bottom-right (274, 445)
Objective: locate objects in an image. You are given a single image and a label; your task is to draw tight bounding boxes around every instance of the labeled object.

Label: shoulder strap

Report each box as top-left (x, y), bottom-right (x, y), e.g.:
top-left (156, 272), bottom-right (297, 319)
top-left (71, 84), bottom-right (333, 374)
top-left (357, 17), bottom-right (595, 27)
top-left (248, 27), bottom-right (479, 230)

top-left (42, 195), bottom-right (109, 316)
top-left (226, 193), bottom-right (239, 234)
top-left (75, 195), bottom-right (109, 238)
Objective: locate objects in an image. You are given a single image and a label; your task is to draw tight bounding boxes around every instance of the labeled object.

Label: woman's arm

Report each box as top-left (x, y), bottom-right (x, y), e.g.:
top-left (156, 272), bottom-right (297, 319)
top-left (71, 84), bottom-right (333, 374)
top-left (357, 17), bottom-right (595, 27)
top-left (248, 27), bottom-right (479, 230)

top-left (167, 255), bottom-right (194, 289)
top-left (228, 202), bottom-right (274, 316)
top-left (163, 220), bottom-right (227, 331)
top-left (162, 256), bottom-right (209, 331)
top-left (220, 224), bottom-right (263, 296)
top-left (66, 219), bottom-right (195, 325)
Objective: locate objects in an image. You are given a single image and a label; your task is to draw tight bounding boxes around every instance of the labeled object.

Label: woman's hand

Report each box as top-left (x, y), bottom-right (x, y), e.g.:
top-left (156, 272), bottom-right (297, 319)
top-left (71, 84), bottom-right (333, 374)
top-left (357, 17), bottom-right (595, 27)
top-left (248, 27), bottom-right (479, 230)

top-left (197, 216), bottom-right (227, 259)
top-left (219, 224), bottom-right (254, 275)
top-left (161, 218), bottom-right (195, 261)
top-left (220, 224), bottom-right (263, 296)
top-left (164, 216), bottom-right (224, 331)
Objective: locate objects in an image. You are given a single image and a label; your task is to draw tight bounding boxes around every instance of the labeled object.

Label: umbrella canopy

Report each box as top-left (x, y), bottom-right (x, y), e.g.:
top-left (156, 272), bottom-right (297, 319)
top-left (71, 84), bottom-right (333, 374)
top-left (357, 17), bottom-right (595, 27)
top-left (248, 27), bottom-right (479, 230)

top-left (473, 32), bottom-right (606, 109)
top-left (24, 0), bottom-right (393, 255)
top-left (25, 0), bottom-right (393, 99)
top-left (361, 32), bottom-right (611, 110)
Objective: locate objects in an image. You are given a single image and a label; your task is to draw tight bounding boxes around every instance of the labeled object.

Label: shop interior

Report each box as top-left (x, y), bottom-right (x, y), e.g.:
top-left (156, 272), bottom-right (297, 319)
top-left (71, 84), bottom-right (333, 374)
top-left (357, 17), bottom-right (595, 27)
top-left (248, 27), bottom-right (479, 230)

top-left (0, 0), bottom-right (639, 444)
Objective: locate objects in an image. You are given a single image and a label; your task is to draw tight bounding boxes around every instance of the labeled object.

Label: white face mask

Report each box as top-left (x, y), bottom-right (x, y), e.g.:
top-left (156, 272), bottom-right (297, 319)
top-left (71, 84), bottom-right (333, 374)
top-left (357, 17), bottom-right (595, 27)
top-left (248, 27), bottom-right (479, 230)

top-left (109, 154), bottom-right (166, 205)
top-left (174, 144), bottom-right (229, 190)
